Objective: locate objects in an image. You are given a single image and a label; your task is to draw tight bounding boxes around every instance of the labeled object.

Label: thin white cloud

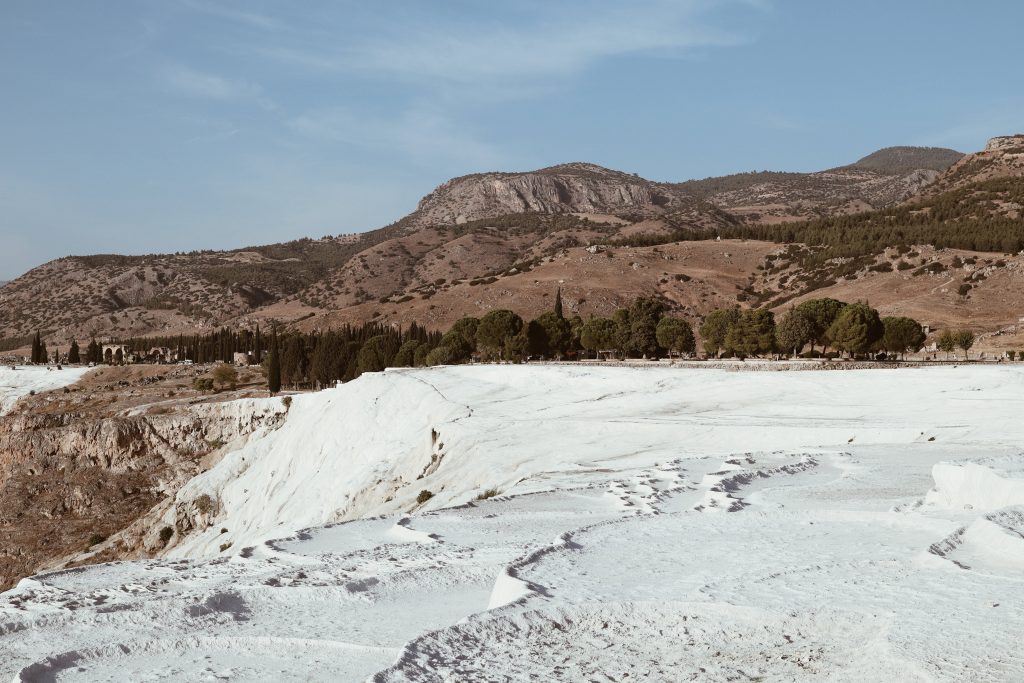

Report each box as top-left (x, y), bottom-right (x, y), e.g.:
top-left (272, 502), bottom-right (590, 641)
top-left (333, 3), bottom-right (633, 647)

top-left (178, 0), bottom-right (283, 31)
top-left (159, 63), bottom-right (263, 100)
top-left (288, 106), bottom-right (499, 167)
top-left (239, 0), bottom-right (757, 87)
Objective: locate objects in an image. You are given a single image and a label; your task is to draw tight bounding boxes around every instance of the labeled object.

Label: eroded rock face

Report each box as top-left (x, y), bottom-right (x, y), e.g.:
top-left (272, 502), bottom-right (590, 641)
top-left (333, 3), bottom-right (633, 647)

top-left (985, 135), bottom-right (1024, 152)
top-left (0, 400), bottom-right (285, 589)
top-left (411, 163), bottom-right (691, 226)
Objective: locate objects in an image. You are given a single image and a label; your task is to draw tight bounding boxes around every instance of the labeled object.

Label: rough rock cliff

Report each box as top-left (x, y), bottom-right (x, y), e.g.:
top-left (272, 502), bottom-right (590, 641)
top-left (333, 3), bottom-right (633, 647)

top-left (409, 163), bottom-right (691, 226)
top-left (0, 398), bottom-right (286, 589)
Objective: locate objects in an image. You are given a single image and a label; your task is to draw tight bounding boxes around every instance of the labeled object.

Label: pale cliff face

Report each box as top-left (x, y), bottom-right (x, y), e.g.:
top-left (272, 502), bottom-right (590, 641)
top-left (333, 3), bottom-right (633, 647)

top-left (412, 164), bottom-right (686, 226)
top-left (985, 135), bottom-right (1024, 152)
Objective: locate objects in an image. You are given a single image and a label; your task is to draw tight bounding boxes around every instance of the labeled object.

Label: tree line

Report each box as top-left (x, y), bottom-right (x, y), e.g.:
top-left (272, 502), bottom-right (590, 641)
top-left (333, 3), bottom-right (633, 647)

top-left (700, 297), bottom-right (964, 360)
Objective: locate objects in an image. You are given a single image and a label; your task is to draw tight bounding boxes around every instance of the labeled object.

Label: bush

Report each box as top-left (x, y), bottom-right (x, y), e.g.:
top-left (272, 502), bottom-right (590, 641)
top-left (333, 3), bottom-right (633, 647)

top-left (282, 395), bottom-right (292, 410)
top-left (1009, 351), bottom-right (1017, 361)
top-left (192, 377), bottom-right (214, 392)
top-left (195, 494), bottom-right (214, 514)
top-left (87, 533), bottom-right (107, 548)
top-left (476, 488), bottom-right (499, 500)
top-left (158, 526), bottom-right (174, 546)
top-left (219, 542), bottom-right (232, 552)
top-left (212, 364), bottom-right (239, 391)
top-left (416, 490), bottom-right (434, 504)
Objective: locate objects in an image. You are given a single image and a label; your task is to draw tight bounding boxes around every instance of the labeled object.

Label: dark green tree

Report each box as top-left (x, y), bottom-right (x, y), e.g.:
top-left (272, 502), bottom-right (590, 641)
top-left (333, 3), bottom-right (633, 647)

top-left (826, 303), bottom-right (883, 356)
top-left (392, 339), bottom-right (420, 367)
top-left (775, 308), bottom-right (815, 357)
top-left (357, 335), bottom-right (400, 374)
top-left (554, 288), bottom-right (564, 319)
top-left (699, 308), bottom-right (741, 357)
top-left (795, 298), bottom-right (847, 352)
top-left (476, 310), bottom-right (524, 360)
top-left (68, 339), bottom-right (81, 364)
top-left (655, 317), bottom-right (696, 357)
top-left (580, 317), bottom-right (618, 358)
top-left (438, 317), bottom-right (479, 362)
top-left (527, 311), bottom-right (572, 358)
top-left (267, 332), bottom-right (282, 395)
top-left (726, 309), bottom-right (776, 358)
top-left (881, 317), bottom-right (926, 359)
top-left (628, 297), bottom-right (666, 358)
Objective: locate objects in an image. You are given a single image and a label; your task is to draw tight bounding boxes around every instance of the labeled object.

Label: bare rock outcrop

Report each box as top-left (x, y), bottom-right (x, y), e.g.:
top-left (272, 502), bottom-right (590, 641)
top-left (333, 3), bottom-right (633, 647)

top-left (409, 163), bottom-right (692, 226)
top-left (0, 399), bottom-right (286, 589)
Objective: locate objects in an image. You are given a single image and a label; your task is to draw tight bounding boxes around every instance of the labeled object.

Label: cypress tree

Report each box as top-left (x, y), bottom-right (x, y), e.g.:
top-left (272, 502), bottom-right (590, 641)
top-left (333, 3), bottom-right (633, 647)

top-left (267, 332), bottom-right (282, 396)
top-left (554, 288), bottom-right (564, 319)
top-left (68, 340), bottom-right (81, 364)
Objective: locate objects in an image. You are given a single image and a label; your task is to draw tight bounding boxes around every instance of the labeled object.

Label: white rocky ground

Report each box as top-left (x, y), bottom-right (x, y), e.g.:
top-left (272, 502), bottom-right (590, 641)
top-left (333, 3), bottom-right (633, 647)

top-left (0, 366), bottom-right (92, 415)
top-left (2, 364), bottom-right (1023, 681)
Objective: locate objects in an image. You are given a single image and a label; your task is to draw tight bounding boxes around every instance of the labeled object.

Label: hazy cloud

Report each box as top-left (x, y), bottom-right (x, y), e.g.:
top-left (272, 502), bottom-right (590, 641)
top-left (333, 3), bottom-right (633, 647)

top-left (159, 63), bottom-right (263, 100)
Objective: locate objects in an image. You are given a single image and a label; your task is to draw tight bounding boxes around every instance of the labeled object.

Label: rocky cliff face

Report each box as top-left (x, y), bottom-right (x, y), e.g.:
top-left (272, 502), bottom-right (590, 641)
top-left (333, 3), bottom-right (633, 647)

top-left (914, 135), bottom-right (1024, 200)
top-left (985, 135), bottom-right (1024, 152)
top-left (0, 398), bottom-right (286, 589)
top-left (409, 163), bottom-right (692, 226)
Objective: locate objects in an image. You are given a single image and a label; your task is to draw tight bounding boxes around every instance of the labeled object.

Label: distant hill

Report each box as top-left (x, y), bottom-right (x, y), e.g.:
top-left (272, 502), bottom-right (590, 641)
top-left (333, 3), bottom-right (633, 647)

top-left (8, 137), bottom-right (1024, 350)
top-left (914, 135), bottom-right (1024, 199)
top-left (845, 146), bottom-right (964, 174)
top-left (673, 144), bottom-right (962, 223)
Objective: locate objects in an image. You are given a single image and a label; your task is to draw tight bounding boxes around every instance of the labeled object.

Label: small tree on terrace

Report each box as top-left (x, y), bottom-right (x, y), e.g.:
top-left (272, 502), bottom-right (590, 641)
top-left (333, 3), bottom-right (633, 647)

top-left (775, 308), bottom-right (814, 357)
top-left (955, 329), bottom-right (975, 360)
top-left (212, 364), bottom-right (239, 391)
top-left (936, 330), bottom-right (957, 360)
top-left (655, 317), bottom-right (696, 358)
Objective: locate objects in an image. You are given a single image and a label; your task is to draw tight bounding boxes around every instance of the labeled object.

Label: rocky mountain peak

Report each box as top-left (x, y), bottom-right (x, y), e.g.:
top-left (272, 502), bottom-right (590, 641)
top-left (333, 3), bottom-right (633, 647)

top-left (409, 163), bottom-right (687, 227)
top-left (985, 135), bottom-right (1024, 152)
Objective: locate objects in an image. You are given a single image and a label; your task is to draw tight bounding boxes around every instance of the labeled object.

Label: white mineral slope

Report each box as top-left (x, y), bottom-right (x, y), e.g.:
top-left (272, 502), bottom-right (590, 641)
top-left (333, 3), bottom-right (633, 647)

top-left (0, 365), bottom-right (92, 415)
top-left (1, 365), bottom-right (1023, 681)
top-left (171, 364), bottom-right (1024, 558)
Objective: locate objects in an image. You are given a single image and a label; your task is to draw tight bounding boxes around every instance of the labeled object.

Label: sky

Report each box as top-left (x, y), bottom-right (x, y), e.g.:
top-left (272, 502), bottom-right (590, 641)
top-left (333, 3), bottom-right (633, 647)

top-left (1, 1), bottom-right (1022, 280)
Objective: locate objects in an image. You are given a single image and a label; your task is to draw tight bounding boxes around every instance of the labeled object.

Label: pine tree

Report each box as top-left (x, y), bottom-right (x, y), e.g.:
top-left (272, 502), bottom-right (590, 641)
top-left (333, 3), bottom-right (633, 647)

top-left (253, 325), bottom-right (262, 364)
top-left (267, 331), bottom-right (282, 396)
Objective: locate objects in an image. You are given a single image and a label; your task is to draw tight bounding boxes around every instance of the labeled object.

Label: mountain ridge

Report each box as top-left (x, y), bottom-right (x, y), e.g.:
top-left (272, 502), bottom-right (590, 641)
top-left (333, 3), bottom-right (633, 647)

top-left (8, 138), bottom-right (1024, 352)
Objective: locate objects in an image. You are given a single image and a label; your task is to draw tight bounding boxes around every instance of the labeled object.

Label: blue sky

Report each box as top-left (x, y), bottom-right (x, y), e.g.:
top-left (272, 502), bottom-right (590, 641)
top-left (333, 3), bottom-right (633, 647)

top-left (1, 1), bottom-right (1022, 280)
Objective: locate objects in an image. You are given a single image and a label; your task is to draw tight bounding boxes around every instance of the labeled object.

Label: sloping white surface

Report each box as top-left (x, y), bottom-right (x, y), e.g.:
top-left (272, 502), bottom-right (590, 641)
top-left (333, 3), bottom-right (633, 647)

top-left (0, 365), bottom-right (91, 415)
top-left (2, 365), bottom-right (1024, 681)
